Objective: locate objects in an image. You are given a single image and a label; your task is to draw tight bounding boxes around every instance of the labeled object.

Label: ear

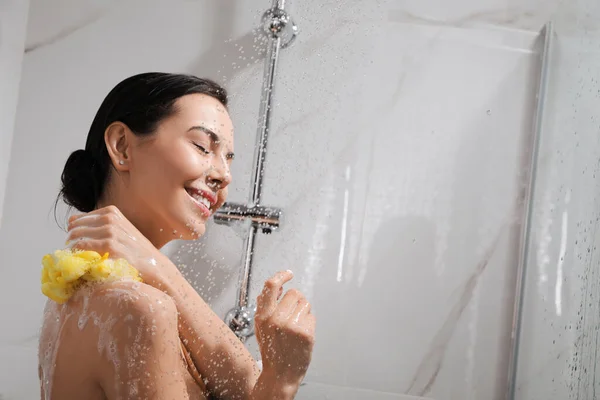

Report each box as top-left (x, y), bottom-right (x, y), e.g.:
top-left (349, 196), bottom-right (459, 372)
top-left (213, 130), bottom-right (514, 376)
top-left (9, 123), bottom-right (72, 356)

top-left (104, 122), bottom-right (132, 172)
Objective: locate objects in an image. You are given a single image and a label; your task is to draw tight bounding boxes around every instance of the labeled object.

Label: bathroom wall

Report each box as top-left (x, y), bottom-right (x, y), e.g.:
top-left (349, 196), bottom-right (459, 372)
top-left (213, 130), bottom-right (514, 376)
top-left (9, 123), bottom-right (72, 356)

top-left (0, 0), bottom-right (564, 399)
top-left (0, 0), bottom-right (29, 229)
top-left (513, 1), bottom-right (600, 399)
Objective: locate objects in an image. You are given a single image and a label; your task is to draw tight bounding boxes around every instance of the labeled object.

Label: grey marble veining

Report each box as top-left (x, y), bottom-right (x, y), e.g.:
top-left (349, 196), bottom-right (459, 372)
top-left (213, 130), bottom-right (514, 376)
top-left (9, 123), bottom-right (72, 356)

top-left (0, 0), bottom-right (558, 398)
top-left (407, 226), bottom-right (507, 396)
top-left (25, 1), bottom-right (116, 53)
top-left (25, 12), bottom-right (104, 53)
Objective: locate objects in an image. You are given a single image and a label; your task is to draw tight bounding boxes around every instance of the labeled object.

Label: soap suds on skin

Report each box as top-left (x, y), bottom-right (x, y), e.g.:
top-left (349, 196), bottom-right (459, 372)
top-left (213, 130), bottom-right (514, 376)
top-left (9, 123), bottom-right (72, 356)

top-left (39, 302), bottom-right (73, 400)
top-left (40, 279), bottom-right (150, 399)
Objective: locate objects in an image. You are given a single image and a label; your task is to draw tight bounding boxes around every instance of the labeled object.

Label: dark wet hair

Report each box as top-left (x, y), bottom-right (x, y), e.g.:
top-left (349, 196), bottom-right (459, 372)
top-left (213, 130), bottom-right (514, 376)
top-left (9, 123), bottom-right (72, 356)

top-left (58, 72), bottom-right (228, 213)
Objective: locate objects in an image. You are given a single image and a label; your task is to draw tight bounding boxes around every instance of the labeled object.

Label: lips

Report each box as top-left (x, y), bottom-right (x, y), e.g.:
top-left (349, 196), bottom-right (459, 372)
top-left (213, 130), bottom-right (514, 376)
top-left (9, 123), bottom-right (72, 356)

top-left (185, 187), bottom-right (217, 217)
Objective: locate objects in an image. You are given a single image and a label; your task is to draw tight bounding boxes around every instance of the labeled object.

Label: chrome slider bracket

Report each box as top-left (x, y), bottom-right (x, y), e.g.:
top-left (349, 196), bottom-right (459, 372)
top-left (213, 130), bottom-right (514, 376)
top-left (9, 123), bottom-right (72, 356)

top-left (214, 203), bottom-right (282, 234)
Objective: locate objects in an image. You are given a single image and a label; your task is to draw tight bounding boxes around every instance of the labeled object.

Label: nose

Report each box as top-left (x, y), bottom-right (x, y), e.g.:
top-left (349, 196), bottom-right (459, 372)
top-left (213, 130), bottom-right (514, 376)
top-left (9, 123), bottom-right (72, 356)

top-left (206, 154), bottom-right (232, 189)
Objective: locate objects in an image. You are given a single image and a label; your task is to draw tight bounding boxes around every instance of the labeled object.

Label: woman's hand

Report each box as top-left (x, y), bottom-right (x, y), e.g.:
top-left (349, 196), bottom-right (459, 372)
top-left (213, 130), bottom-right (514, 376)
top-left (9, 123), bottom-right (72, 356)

top-left (254, 270), bottom-right (316, 390)
top-left (66, 205), bottom-right (176, 289)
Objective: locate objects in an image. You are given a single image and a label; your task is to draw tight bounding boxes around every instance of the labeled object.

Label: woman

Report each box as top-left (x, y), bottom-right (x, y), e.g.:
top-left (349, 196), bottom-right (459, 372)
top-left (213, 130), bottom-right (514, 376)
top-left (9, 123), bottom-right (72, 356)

top-left (38, 72), bottom-right (315, 399)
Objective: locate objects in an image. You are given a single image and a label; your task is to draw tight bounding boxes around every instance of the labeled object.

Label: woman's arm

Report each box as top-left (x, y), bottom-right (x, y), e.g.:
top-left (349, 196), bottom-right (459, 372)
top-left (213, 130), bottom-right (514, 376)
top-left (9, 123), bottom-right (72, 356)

top-left (249, 368), bottom-right (299, 400)
top-left (157, 254), bottom-right (261, 399)
top-left (160, 262), bottom-right (314, 400)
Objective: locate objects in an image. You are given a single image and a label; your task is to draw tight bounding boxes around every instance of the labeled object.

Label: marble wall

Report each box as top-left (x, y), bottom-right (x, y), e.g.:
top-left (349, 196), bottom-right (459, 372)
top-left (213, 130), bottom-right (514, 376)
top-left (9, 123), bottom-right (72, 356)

top-left (0, 0), bottom-right (570, 399)
top-left (0, 0), bottom-right (29, 228)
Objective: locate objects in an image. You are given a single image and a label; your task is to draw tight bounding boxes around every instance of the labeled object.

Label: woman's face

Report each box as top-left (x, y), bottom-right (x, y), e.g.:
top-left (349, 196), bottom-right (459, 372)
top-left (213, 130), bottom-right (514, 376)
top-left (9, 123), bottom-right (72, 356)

top-left (125, 93), bottom-right (234, 243)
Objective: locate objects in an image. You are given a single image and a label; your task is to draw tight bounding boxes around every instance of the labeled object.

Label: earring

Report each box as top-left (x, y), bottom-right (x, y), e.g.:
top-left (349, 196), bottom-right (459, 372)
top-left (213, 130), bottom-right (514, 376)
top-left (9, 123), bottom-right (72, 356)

top-left (119, 160), bottom-right (125, 165)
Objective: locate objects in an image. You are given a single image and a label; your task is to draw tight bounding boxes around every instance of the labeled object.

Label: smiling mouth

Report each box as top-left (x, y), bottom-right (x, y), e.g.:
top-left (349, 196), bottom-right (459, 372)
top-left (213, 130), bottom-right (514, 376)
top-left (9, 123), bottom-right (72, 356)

top-left (185, 188), bottom-right (216, 217)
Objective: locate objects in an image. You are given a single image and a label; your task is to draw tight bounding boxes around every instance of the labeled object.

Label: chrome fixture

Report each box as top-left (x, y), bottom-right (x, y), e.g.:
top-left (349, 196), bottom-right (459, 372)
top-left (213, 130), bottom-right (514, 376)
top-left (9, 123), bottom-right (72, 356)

top-left (215, 1), bottom-right (298, 341)
top-left (214, 204), bottom-right (282, 234)
top-left (261, 7), bottom-right (298, 49)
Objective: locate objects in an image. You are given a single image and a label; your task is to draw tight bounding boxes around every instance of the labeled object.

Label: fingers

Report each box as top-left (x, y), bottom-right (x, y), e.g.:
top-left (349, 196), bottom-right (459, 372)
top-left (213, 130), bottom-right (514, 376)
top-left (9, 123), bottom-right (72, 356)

top-left (67, 226), bottom-right (107, 242)
top-left (291, 299), bottom-right (312, 323)
top-left (69, 237), bottom-right (110, 254)
top-left (66, 223), bottom-right (124, 258)
top-left (275, 292), bottom-right (316, 344)
top-left (276, 289), bottom-right (303, 319)
top-left (256, 270), bottom-right (314, 327)
top-left (256, 270), bottom-right (294, 318)
top-left (68, 207), bottom-right (129, 239)
top-left (68, 206), bottom-right (123, 228)
top-left (303, 313), bottom-right (316, 339)
top-left (68, 214), bottom-right (106, 230)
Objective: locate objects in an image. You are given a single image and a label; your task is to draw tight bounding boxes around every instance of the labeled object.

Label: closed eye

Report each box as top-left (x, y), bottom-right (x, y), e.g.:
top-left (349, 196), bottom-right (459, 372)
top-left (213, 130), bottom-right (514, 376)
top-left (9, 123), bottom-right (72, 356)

top-left (193, 142), bottom-right (211, 155)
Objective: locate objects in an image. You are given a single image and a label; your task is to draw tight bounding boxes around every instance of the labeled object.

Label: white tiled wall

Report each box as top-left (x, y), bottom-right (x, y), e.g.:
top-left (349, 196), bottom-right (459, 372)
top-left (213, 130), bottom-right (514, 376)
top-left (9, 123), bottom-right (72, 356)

top-left (0, 0), bottom-right (570, 399)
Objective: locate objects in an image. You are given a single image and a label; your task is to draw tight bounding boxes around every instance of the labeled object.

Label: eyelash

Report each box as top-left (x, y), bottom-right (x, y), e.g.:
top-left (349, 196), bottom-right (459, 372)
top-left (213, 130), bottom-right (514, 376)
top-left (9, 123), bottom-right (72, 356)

top-left (193, 142), bottom-right (234, 160)
top-left (193, 143), bottom-right (211, 155)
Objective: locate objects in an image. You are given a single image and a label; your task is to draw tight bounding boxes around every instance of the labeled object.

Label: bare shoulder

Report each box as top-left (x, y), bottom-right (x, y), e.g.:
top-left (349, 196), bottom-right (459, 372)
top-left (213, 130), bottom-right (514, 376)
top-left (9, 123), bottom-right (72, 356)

top-left (68, 280), bottom-right (180, 359)
top-left (39, 281), bottom-right (183, 400)
top-left (81, 280), bottom-right (180, 351)
top-left (81, 281), bottom-right (185, 399)
top-left (86, 280), bottom-right (178, 319)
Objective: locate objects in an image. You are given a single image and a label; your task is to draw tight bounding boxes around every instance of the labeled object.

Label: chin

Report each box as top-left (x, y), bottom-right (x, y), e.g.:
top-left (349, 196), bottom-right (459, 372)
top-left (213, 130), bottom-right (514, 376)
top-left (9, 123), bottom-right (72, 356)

top-left (178, 217), bottom-right (207, 240)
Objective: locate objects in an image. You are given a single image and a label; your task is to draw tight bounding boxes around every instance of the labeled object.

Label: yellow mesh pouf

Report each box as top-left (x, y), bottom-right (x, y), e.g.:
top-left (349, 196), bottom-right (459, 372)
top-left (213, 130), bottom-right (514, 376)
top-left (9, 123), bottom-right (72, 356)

top-left (41, 249), bottom-right (142, 304)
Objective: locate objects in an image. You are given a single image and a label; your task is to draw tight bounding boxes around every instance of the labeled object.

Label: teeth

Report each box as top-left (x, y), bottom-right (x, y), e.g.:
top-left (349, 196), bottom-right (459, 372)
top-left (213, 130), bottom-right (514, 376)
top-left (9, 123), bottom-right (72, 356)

top-left (200, 197), bottom-right (210, 208)
top-left (190, 191), bottom-right (211, 209)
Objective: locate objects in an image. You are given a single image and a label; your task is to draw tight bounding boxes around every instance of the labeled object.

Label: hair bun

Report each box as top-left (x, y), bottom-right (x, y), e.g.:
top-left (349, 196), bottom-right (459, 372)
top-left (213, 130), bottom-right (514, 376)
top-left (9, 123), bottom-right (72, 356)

top-left (59, 149), bottom-right (101, 212)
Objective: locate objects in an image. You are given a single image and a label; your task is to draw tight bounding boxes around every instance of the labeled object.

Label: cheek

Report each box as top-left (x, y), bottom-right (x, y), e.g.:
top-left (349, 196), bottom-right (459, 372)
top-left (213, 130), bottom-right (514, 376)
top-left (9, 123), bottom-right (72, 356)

top-left (175, 150), bottom-right (212, 178)
top-left (158, 149), bottom-right (210, 183)
top-left (131, 152), bottom-right (187, 198)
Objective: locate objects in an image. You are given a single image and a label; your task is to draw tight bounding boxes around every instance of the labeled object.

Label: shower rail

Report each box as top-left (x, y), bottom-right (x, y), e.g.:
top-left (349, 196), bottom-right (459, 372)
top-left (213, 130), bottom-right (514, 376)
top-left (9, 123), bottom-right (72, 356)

top-left (214, 0), bottom-right (298, 341)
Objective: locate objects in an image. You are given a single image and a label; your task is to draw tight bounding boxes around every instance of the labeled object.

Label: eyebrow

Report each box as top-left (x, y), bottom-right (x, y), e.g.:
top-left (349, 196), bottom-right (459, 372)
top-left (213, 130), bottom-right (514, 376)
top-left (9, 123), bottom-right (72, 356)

top-left (188, 125), bottom-right (235, 159)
